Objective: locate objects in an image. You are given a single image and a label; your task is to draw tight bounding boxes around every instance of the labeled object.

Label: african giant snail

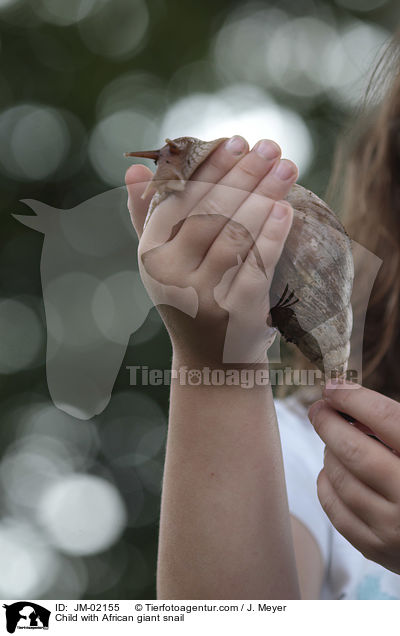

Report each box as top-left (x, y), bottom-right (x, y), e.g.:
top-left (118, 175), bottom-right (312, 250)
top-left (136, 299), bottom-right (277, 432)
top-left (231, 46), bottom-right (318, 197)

top-left (125, 137), bottom-right (354, 378)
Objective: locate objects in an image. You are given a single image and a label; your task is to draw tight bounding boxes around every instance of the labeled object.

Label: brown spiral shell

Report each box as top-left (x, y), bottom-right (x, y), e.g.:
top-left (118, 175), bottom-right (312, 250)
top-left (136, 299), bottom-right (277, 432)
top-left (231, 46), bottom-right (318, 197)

top-left (126, 137), bottom-right (354, 378)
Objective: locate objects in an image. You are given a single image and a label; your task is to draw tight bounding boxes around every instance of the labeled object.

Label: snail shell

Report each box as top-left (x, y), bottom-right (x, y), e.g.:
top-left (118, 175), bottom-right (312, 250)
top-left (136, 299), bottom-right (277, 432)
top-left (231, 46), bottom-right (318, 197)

top-left (126, 137), bottom-right (354, 378)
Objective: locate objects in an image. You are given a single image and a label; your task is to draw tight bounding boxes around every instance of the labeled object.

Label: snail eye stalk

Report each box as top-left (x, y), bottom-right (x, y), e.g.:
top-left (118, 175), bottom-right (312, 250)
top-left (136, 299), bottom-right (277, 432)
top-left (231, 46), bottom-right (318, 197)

top-left (124, 150), bottom-right (160, 162)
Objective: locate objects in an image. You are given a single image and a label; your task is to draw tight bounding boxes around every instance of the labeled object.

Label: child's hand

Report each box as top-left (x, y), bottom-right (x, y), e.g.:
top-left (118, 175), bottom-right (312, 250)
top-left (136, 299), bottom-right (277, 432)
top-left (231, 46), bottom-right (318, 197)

top-left (125, 136), bottom-right (298, 366)
top-left (309, 382), bottom-right (400, 574)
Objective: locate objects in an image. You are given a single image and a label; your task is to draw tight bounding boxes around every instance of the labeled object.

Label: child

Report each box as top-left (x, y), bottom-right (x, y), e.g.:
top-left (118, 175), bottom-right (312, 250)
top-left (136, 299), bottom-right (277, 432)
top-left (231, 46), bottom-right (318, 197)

top-left (125, 36), bottom-right (400, 600)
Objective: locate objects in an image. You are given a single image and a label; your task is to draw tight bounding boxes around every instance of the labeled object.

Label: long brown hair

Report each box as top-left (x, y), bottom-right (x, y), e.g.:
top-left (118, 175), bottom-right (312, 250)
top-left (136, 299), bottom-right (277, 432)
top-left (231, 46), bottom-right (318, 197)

top-left (329, 32), bottom-right (400, 400)
top-left (276, 32), bottom-right (400, 402)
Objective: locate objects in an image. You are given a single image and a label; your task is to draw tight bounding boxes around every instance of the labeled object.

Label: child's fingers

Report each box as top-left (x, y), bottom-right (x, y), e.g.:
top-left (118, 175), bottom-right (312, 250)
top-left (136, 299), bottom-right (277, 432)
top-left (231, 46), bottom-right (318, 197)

top-left (316, 467), bottom-right (384, 560)
top-left (195, 193), bottom-right (291, 281)
top-left (254, 158), bottom-right (298, 200)
top-left (161, 213), bottom-right (235, 272)
top-left (189, 139), bottom-right (281, 220)
top-left (309, 400), bottom-right (400, 502)
top-left (161, 138), bottom-right (284, 247)
top-left (191, 214), bottom-right (258, 277)
top-left (185, 143), bottom-right (295, 256)
top-left (191, 155), bottom-right (297, 248)
top-left (125, 164), bottom-right (155, 237)
top-left (323, 447), bottom-right (390, 531)
top-left (182, 144), bottom-right (297, 276)
top-left (141, 137), bottom-right (249, 245)
top-left (218, 201), bottom-right (293, 315)
top-left (243, 199), bottom-right (293, 275)
top-left (190, 135), bottom-right (249, 185)
top-left (323, 383), bottom-right (400, 454)
top-left (173, 189), bottom-right (281, 273)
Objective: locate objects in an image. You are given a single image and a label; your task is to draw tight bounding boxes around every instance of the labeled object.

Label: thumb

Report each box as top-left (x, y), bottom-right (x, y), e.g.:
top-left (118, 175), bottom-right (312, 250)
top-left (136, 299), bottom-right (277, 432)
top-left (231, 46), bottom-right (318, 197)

top-left (125, 164), bottom-right (154, 237)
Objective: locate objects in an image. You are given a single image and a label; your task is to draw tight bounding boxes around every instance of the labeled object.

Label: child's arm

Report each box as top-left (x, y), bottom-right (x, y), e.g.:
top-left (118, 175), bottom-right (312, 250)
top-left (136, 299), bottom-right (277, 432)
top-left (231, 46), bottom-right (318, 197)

top-left (126, 135), bottom-right (321, 598)
top-left (158, 361), bottom-right (299, 599)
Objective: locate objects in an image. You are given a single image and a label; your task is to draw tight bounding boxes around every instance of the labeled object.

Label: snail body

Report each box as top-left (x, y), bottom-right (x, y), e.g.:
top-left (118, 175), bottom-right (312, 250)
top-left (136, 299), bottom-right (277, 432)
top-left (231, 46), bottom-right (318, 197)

top-left (126, 137), bottom-right (354, 378)
top-left (126, 137), bottom-right (226, 227)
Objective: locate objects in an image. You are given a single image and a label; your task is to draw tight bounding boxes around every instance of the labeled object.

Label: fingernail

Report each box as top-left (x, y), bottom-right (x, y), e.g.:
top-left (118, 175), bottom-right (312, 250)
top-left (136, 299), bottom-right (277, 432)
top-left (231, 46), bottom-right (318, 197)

top-left (225, 135), bottom-right (246, 155)
top-left (254, 139), bottom-right (280, 160)
top-left (271, 202), bottom-right (289, 220)
top-left (308, 400), bottom-right (324, 423)
top-left (274, 159), bottom-right (295, 181)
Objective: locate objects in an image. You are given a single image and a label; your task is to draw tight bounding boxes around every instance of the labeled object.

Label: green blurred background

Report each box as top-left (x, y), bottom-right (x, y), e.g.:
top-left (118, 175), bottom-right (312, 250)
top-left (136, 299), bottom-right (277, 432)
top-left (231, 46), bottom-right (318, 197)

top-left (0, 0), bottom-right (398, 600)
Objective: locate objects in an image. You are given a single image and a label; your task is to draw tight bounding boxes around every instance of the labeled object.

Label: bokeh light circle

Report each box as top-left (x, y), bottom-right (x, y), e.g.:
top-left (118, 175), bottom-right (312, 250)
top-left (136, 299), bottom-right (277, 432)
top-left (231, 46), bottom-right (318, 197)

top-left (335, 0), bottom-right (388, 11)
top-left (0, 298), bottom-right (43, 373)
top-left (34, 0), bottom-right (100, 26)
top-left (213, 7), bottom-right (288, 87)
top-left (96, 71), bottom-right (166, 121)
top-left (325, 20), bottom-right (390, 106)
top-left (15, 401), bottom-right (99, 467)
top-left (0, 104), bottom-right (70, 181)
top-left (50, 555), bottom-right (88, 598)
top-left (0, 0), bottom-right (24, 10)
top-left (99, 390), bottom-right (167, 466)
top-left (38, 473), bottom-right (127, 555)
top-left (213, 6), bottom-right (390, 110)
top-left (159, 86), bottom-right (313, 175)
top-left (0, 436), bottom-right (75, 513)
top-left (0, 518), bottom-right (59, 597)
top-left (78, 0), bottom-right (149, 60)
top-left (265, 17), bottom-right (340, 97)
top-left (89, 109), bottom-right (158, 185)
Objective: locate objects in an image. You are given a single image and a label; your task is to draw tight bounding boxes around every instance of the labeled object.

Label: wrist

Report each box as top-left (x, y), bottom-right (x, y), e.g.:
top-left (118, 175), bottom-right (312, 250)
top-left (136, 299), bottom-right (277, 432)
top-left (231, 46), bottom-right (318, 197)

top-left (171, 346), bottom-right (270, 370)
top-left (171, 351), bottom-right (271, 391)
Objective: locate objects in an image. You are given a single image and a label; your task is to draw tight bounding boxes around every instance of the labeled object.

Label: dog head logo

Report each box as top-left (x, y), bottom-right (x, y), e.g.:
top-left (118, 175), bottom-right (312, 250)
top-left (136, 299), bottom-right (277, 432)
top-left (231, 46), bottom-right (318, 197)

top-left (2, 602), bottom-right (50, 633)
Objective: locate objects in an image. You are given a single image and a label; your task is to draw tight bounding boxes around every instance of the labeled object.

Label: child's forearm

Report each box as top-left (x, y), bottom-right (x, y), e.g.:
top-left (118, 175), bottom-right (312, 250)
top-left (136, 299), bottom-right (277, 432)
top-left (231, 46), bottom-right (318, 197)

top-left (156, 355), bottom-right (300, 599)
top-left (126, 134), bottom-right (300, 598)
